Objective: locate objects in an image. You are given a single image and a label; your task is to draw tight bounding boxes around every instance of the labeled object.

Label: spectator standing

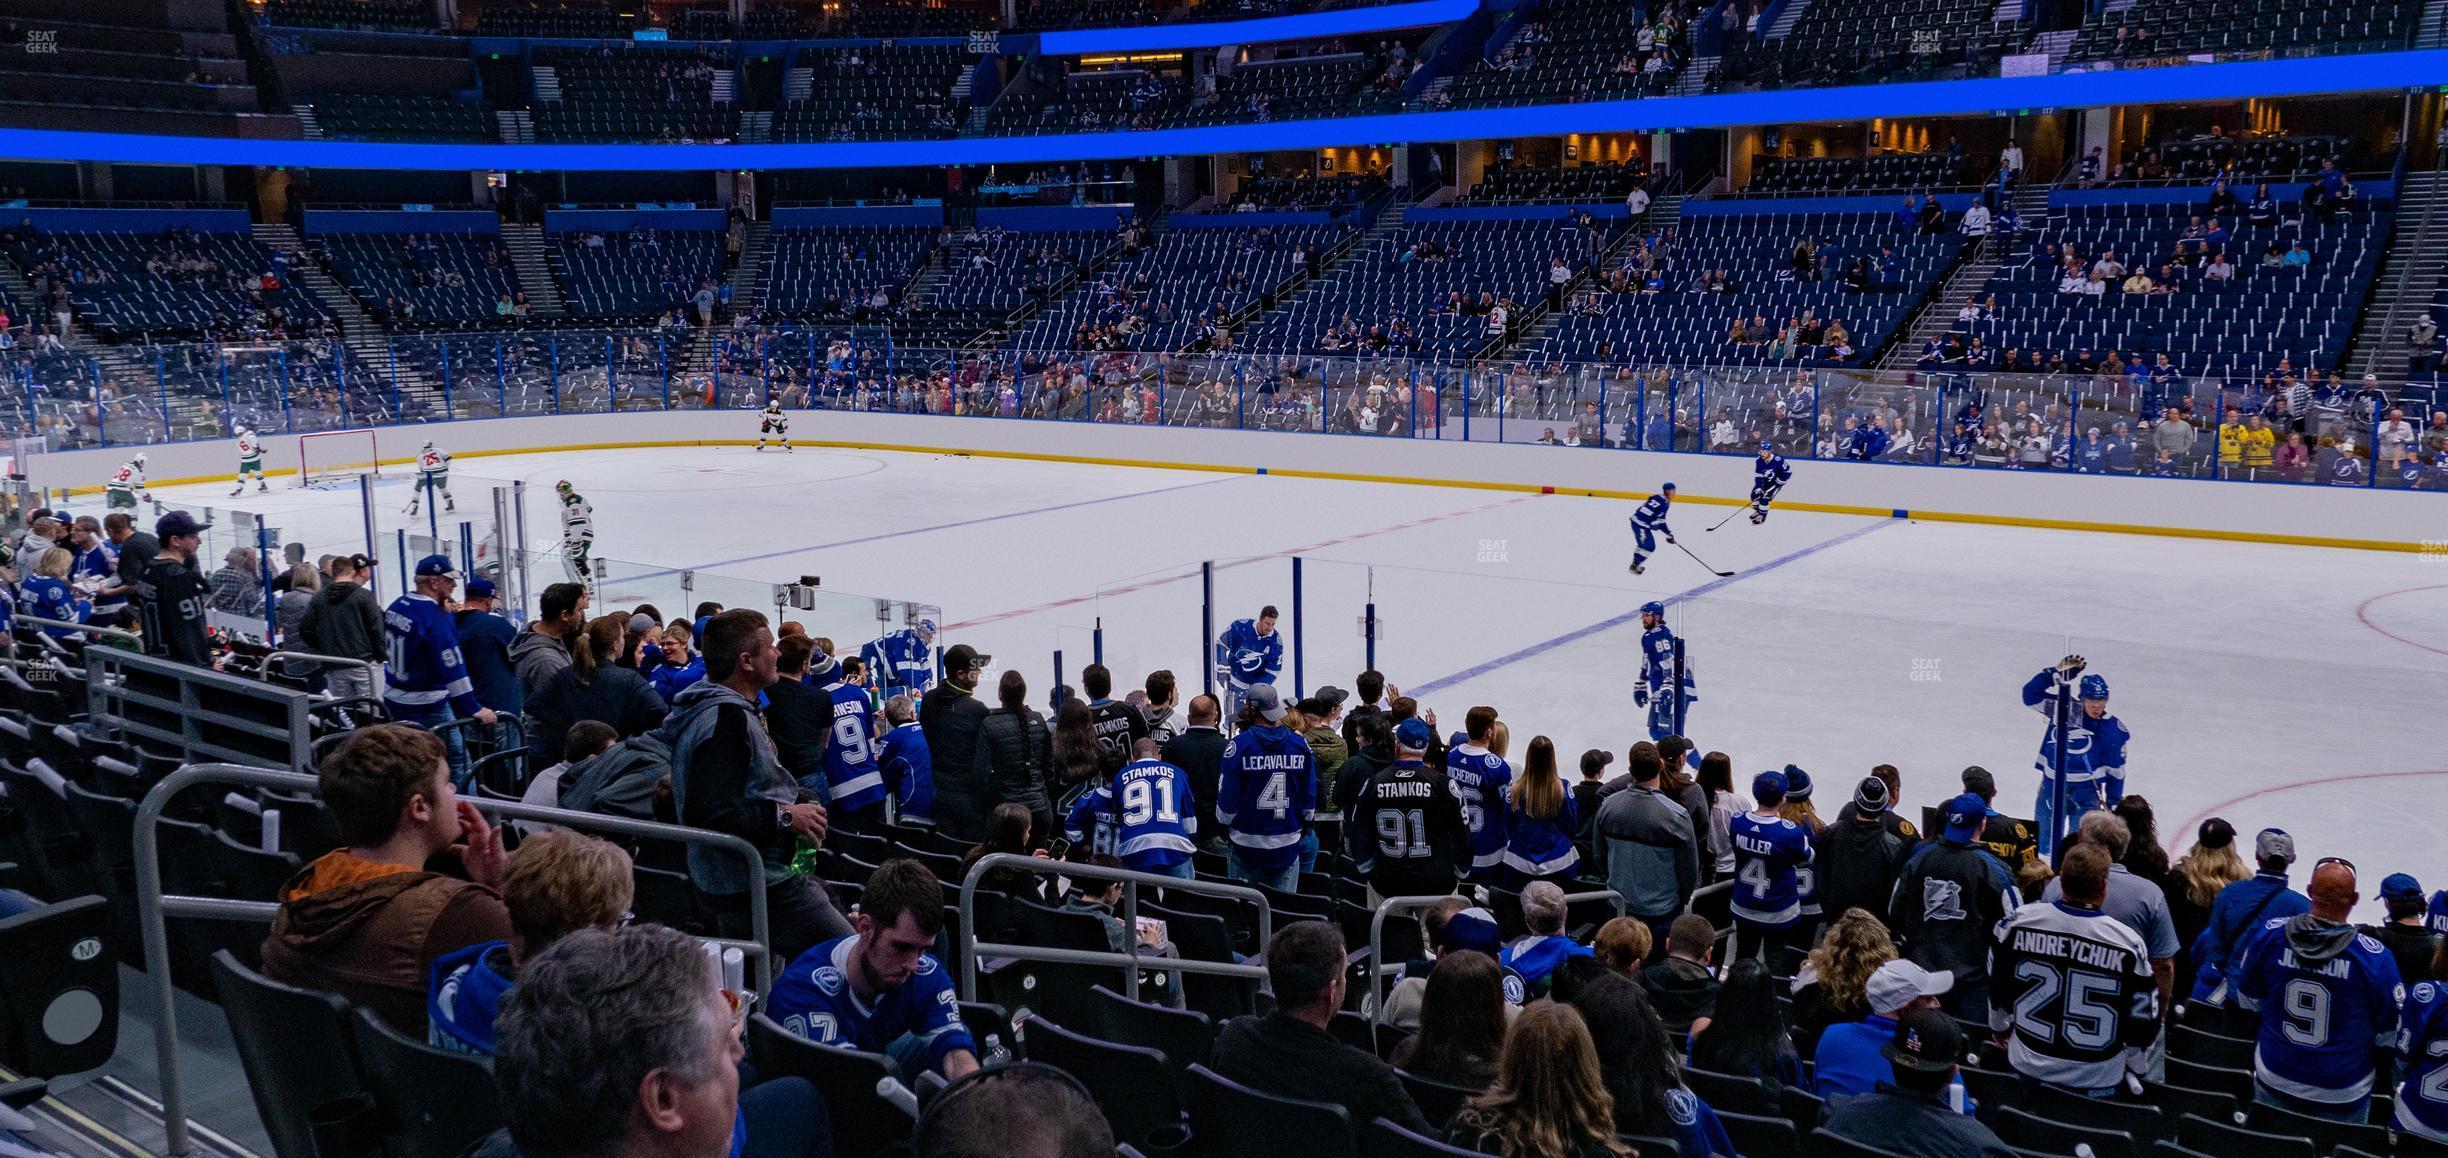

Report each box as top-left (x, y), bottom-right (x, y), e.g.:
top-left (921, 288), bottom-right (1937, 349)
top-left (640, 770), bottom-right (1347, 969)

top-left (2381, 407), bottom-right (2418, 478)
top-left (2168, 818), bottom-right (2249, 998)
top-left (1061, 738), bottom-right (1199, 877)
top-left (921, 643), bottom-right (994, 840)
top-left (763, 634), bottom-right (834, 789)
top-left (1210, 921), bottom-right (1434, 1135)
top-left (525, 615), bottom-right (667, 767)
top-left (665, 608), bottom-right (850, 961)
top-left (1594, 742), bottom-right (1698, 948)
top-left (139, 510), bottom-right (215, 666)
top-left (1499, 735), bottom-right (1581, 890)
top-left (1728, 770), bottom-right (1814, 965)
top-left (1891, 793), bottom-right (2019, 1020)
top-left (1217, 684), bottom-right (1316, 892)
top-left (1820, 1009), bottom-right (2016, 1158)
top-left (2363, 873), bottom-right (2443, 984)
top-left (1444, 1002), bottom-right (1630, 1157)
top-left (1081, 662), bottom-right (1149, 780)
top-left (2039, 812), bottom-right (2179, 1049)
top-left (973, 669), bottom-right (1054, 840)
top-left (274, 564), bottom-right (320, 678)
top-left (300, 552), bottom-right (384, 701)
top-left (645, 622), bottom-right (704, 702)
top-left (260, 724), bottom-right (509, 1033)
top-left (2192, 827), bottom-right (2311, 1004)
top-left (818, 655), bottom-right (887, 830)
top-left (510, 581), bottom-right (587, 704)
top-left (877, 693), bottom-right (934, 824)
top-left (1814, 776), bottom-right (1912, 926)
top-left (1348, 716), bottom-right (1471, 901)
top-left (1991, 844), bottom-right (2160, 1095)
top-left (453, 577), bottom-right (521, 722)
top-left (206, 546), bottom-right (264, 619)
top-left (1142, 669), bottom-right (1185, 746)
top-left (2235, 859), bottom-right (2405, 1121)
top-left (1299, 687), bottom-right (1350, 800)
top-left (1160, 693), bottom-right (1230, 852)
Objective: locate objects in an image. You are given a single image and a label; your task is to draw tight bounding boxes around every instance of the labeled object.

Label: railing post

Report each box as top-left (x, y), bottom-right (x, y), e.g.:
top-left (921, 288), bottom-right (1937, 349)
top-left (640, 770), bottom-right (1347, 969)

top-left (495, 339), bottom-right (507, 416)
top-left (1201, 560), bottom-right (1215, 698)
top-left (440, 340), bottom-right (455, 419)
top-left (549, 335), bottom-right (561, 414)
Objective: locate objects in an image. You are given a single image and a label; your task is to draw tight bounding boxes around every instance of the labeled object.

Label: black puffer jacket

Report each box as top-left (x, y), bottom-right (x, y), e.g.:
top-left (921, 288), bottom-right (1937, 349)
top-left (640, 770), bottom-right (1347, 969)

top-left (972, 704), bottom-right (1053, 838)
top-left (921, 682), bottom-right (991, 839)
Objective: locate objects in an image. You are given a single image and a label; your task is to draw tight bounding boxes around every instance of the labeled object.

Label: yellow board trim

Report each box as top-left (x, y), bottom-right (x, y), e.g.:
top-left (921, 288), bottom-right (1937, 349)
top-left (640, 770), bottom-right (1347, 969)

top-left (56, 433), bottom-right (2428, 554)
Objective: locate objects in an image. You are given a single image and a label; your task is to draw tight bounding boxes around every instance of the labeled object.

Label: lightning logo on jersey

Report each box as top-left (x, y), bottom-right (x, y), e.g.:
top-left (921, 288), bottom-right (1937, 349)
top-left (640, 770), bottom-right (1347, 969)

top-left (1751, 448), bottom-right (1791, 523)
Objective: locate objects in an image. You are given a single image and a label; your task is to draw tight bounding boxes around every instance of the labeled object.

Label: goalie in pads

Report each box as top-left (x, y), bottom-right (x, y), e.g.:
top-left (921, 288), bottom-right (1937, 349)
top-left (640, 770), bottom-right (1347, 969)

top-left (555, 480), bottom-right (594, 586)
top-left (404, 441), bottom-right (455, 516)
top-left (756, 401), bottom-right (792, 452)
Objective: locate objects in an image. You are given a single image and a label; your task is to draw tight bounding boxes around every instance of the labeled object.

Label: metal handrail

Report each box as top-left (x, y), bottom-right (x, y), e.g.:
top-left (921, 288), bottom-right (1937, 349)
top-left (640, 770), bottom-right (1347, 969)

top-left (18, 613), bottom-right (144, 647)
top-left (955, 852), bottom-right (1274, 1005)
top-left (135, 763), bottom-right (776, 1157)
top-left (260, 650), bottom-right (382, 680)
top-left (1364, 886), bottom-right (1625, 1024)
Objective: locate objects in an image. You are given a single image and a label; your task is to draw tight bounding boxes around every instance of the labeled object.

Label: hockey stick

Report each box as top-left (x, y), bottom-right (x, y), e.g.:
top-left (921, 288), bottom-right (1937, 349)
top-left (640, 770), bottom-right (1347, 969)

top-left (1703, 506), bottom-right (1748, 533)
top-left (1670, 538), bottom-right (1735, 577)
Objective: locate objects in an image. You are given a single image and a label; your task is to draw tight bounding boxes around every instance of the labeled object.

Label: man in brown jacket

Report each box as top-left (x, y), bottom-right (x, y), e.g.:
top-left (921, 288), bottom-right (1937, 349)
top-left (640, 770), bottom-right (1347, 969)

top-left (261, 724), bottom-right (510, 1033)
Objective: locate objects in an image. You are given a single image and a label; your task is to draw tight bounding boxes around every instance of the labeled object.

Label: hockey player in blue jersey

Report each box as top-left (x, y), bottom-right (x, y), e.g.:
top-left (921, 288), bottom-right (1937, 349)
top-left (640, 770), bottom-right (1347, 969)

top-left (821, 655), bottom-right (886, 830)
top-left (1729, 769), bottom-right (1816, 962)
top-left (1750, 443), bottom-right (1793, 524)
top-left (1634, 602), bottom-right (1697, 753)
top-left (766, 859), bottom-right (981, 1079)
top-left (1215, 683), bottom-right (1315, 892)
top-left (2398, 971), bottom-right (2448, 1142)
top-left (383, 556), bottom-right (500, 787)
top-left (861, 618), bottom-right (937, 697)
top-left (1062, 738), bottom-right (1199, 877)
top-left (1445, 705), bottom-right (1515, 884)
top-left (2236, 860), bottom-right (2405, 1121)
top-left (1627, 482), bottom-right (1676, 574)
top-left (2022, 654), bottom-right (2131, 858)
top-left (1212, 605), bottom-right (1284, 722)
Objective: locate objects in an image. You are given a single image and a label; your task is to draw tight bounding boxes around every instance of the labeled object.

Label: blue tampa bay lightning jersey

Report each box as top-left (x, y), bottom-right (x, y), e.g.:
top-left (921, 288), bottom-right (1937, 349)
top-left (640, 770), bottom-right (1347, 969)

top-left (1062, 758), bottom-right (1198, 871)
top-left (2021, 668), bottom-right (2131, 795)
top-left (766, 935), bottom-right (976, 1075)
top-left (2236, 916), bottom-right (2406, 1105)
top-left (1754, 453), bottom-right (1792, 493)
top-left (2398, 981), bottom-right (2448, 1139)
top-left (1632, 493), bottom-right (1673, 530)
top-left (1639, 624), bottom-right (1696, 701)
top-left (1728, 812), bottom-right (1814, 929)
top-left (878, 721), bottom-right (934, 821)
top-left (1213, 617), bottom-right (1284, 690)
top-left (382, 592), bottom-right (481, 715)
top-left (20, 576), bottom-right (89, 639)
top-left (1216, 724), bottom-right (1315, 870)
top-left (821, 678), bottom-right (884, 812)
top-left (1444, 743), bottom-right (1514, 877)
top-left (861, 629), bottom-right (935, 694)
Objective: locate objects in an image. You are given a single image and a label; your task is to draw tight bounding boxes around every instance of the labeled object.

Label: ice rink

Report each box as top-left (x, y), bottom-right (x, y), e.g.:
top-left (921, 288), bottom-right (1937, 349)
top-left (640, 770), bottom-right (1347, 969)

top-left (156, 443), bottom-right (2448, 917)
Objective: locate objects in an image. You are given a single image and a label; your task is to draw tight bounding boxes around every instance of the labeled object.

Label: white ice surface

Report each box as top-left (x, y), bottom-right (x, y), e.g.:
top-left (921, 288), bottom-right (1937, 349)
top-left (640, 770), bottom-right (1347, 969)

top-left (153, 444), bottom-right (2448, 919)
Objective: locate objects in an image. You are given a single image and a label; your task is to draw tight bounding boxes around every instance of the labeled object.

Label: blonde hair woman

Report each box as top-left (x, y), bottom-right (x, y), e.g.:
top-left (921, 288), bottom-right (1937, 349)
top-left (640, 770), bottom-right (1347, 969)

top-left (1445, 1002), bottom-right (1630, 1158)
top-left (1790, 908), bottom-right (1896, 1046)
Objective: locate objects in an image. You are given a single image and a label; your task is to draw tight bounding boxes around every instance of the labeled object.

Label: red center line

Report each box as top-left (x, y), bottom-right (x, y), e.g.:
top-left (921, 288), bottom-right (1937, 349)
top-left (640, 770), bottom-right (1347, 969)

top-left (944, 492), bottom-right (1544, 632)
top-left (2353, 584), bottom-right (2448, 659)
top-left (2166, 767), bottom-right (2448, 856)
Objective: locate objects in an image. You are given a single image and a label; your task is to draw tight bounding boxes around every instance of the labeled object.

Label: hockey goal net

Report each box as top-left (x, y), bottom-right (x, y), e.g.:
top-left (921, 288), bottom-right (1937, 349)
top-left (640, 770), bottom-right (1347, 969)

top-left (297, 428), bottom-right (381, 489)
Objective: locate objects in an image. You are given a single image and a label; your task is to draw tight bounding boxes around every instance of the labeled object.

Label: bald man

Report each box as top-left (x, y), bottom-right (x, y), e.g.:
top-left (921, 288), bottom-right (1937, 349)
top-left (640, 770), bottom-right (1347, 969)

top-left (2234, 859), bottom-right (2407, 1123)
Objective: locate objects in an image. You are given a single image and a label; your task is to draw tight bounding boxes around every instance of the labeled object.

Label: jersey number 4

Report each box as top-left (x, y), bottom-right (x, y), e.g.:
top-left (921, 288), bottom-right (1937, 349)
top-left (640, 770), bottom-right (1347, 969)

top-left (1255, 772), bottom-right (1290, 819)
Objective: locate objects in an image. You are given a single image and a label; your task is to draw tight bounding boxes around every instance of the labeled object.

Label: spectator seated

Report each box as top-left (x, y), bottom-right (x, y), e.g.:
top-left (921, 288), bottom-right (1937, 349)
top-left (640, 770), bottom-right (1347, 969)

top-left (988, 66), bottom-right (1184, 136)
top-left (533, 45), bottom-right (737, 143)
top-left (313, 92), bottom-right (496, 143)
top-left (1747, 153), bottom-right (1971, 197)
top-left (1771, 0), bottom-right (2024, 87)
top-left (924, 229), bottom-right (1114, 324)
top-left (3, 225), bottom-right (330, 344)
top-left (772, 44), bottom-right (967, 143)
top-left (2068, 0), bottom-right (2421, 62)
top-left (550, 225), bottom-right (729, 320)
top-left (473, 4), bottom-right (643, 37)
top-left (313, 230), bottom-right (522, 328)
top-left (758, 225), bottom-right (936, 321)
top-left (2103, 134), bottom-right (2356, 186)
top-left (0, 16), bottom-right (257, 114)
top-left (1017, 221), bottom-right (1350, 353)
top-left (1443, 0), bottom-right (1690, 111)
top-left (1165, 42), bottom-right (1410, 128)
top-left (1241, 216), bottom-right (1619, 358)
top-left (1229, 174), bottom-right (1388, 214)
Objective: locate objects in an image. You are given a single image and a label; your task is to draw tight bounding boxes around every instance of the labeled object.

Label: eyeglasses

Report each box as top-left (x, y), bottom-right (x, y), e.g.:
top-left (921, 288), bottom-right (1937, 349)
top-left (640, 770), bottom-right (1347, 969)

top-left (718, 987), bottom-right (755, 1030)
top-left (2315, 856), bottom-right (2356, 875)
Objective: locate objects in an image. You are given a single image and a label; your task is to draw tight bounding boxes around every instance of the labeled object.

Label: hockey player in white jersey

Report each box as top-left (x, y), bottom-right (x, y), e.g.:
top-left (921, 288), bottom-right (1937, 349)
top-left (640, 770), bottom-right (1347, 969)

top-left (105, 453), bottom-right (151, 513)
top-left (1750, 442), bottom-right (1792, 524)
top-left (554, 480), bottom-right (594, 586)
top-left (756, 400), bottom-right (792, 452)
top-left (1627, 482), bottom-right (1674, 574)
top-left (404, 441), bottom-right (455, 516)
top-left (230, 429), bottom-right (269, 496)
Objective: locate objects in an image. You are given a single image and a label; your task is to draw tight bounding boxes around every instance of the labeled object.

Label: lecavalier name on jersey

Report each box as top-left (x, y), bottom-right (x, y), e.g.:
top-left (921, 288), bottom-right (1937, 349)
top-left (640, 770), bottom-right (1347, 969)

top-left (2011, 927), bottom-right (2134, 972)
top-left (1240, 753), bottom-right (1306, 771)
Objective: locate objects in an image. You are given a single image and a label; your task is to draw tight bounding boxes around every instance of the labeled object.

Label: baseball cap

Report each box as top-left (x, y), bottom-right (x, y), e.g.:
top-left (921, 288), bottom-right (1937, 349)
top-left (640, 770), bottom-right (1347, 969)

top-left (2382, 873), bottom-right (2425, 904)
top-left (1852, 775), bottom-right (1891, 814)
top-left (1394, 716), bottom-right (1433, 751)
top-left (1313, 685), bottom-right (1349, 708)
top-left (2196, 817), bottom-right (2236, 850)
top-left (2255, 828), bottom-right (2298, 865)
top-left (1751, 770), bottom-right (1788, 800)
top-left (1942, 792), bottom-right (1988, 841)
top-left (1960, 766), bottom-right (1996, 798)
top-left (155, 510), bottom-right (211, 539)
top-left (414, 554), bottom-right (457, 579)
top-left (1883, 1007), bottom-right (1966, 1075)
top-left (943, 643), bottom-right (986, 674)
top-left (1866, 959), bottom-right (1955, 1016)
top-left (1782, 764), bottom-right (1813, 802)
top-left (465, 577), bottom-right (497, 600)
top-left (1580, 748), bottom-right (1615, 777)
top-left (1246, 683), bottom-right (1286, 723)
top-left (1439, 907), bottom-right (1503, 957)
top-left (629, 613), bottom-right (658, 635)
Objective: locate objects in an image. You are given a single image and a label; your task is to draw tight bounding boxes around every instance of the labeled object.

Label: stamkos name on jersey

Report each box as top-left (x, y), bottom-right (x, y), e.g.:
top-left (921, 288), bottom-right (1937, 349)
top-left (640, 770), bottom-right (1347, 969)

top-left (2011, 927), bottom-right (2134, 971)
top-left (1378, 780), bottom-right (1436, 798)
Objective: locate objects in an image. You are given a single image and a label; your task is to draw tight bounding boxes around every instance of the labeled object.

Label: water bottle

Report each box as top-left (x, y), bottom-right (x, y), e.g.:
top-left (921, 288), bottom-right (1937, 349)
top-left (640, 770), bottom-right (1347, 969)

top-left (1946, 1077), bottom-right (1967, 1115)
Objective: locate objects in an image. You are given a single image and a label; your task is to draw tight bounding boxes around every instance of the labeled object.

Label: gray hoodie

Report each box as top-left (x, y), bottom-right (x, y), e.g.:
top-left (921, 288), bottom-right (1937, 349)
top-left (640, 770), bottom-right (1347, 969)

top-left (299, 580), bottom-right (383, 662)
top-left (661, 680), bottom-right (797, 896)
top-left (509, 625), bottom-right (573, 705)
